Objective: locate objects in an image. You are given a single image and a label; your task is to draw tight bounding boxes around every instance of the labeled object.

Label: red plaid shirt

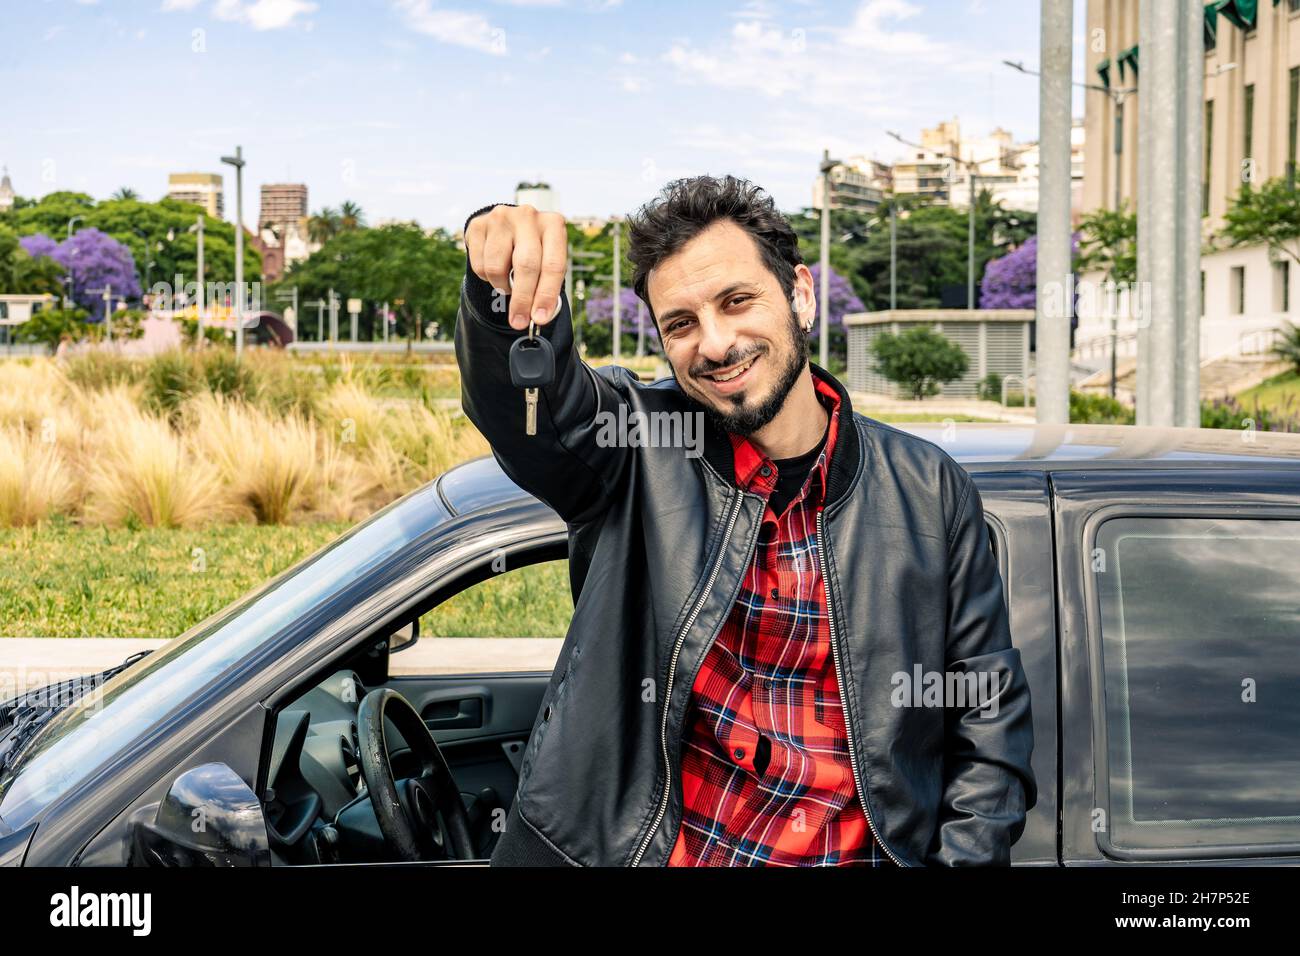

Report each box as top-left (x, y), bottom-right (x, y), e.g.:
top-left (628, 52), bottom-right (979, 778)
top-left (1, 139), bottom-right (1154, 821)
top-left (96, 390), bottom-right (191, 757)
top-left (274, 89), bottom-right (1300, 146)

top-left (668, 376), bottom-right (892, 867)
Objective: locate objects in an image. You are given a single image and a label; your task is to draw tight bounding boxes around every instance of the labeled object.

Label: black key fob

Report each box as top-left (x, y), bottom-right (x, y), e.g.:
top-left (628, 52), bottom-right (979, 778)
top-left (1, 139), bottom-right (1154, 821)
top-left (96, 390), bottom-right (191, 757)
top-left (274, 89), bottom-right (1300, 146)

top-left (509, 332), bottom-right (556, 389)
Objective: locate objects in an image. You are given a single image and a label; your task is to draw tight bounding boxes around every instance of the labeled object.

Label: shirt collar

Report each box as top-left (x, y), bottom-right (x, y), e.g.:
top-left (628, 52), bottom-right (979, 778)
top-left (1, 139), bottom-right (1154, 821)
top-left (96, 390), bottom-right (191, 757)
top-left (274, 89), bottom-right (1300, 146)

top-left (728, 373), bottom-right (841, 504)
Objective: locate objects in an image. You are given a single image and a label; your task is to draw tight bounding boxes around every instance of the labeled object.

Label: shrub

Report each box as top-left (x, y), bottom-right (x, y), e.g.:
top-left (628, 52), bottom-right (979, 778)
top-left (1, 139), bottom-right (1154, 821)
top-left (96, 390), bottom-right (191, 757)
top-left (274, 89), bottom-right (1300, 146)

top-left (870, 326), bottom-right (969, 400)
top-left (1070, 391), bottom-right (1135, 424)
top-left (978, 372), bottom-right (1004, 402)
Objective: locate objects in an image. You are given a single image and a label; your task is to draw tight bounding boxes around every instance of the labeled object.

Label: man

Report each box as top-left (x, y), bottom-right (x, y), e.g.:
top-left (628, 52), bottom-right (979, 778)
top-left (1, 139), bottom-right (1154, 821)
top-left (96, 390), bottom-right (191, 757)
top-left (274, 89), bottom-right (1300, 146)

top-left (455, 175), bottom-right (1036, 867)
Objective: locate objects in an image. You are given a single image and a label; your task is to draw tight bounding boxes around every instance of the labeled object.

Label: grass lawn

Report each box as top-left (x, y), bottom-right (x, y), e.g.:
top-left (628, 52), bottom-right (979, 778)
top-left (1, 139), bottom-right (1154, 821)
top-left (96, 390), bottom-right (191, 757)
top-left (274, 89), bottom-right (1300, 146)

top-left (1236, 369), bottom-right (1300, 417)
top-left (0, 520), bottom-right (351, 639)
top-left (0, 521), bottom-right (575, 640)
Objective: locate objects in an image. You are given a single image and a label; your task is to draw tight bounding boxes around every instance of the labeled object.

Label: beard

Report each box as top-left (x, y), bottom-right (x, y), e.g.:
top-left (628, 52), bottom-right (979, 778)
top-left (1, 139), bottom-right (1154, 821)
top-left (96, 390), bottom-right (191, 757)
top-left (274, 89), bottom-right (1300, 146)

top-left (690, 306), bottom-right (809, 438)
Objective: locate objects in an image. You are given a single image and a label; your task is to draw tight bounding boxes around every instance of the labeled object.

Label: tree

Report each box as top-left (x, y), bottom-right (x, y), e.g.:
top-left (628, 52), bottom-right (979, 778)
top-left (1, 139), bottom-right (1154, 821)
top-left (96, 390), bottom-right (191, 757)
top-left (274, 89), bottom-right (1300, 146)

top-left (1273, 321), bottom-right (1300, 375)
top-left (870, 325), bottom-right (969, 400)
top-left (112, 187), bottom-right (140, 201)
top-left (1076, 203), bottom-right (1137, 284)
top-left (308, 208), bottom-right (341, 245)
top-left (274, 223), bottom-right (464, 340)
top-left (0, 224), bottom-right (64, 296)
top-left (980, 233), bottom-right (1081, 310)
top-left (338, 201), bottom-right (366, 231)
top-left (1220, 177), bottom-right (1300, 267)
top-left (21, 228), bottom-right (141, 314)
top-left (10, 193), bottom-right (259, 290)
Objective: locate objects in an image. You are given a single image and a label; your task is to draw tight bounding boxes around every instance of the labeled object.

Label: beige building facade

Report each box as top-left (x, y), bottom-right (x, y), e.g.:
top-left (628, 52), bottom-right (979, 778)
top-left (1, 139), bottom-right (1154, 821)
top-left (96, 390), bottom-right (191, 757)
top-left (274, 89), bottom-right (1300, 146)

top-left (1080, 0), bottom-right (1300, 372)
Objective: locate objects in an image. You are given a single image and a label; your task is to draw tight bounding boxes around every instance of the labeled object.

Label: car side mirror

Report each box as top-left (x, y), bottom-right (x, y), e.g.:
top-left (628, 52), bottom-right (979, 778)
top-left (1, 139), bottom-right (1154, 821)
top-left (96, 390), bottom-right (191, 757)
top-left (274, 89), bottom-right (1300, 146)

top-left (129, 762), bottom-right (271, 867)
top-left (389, 617), bottom-right (420, 655)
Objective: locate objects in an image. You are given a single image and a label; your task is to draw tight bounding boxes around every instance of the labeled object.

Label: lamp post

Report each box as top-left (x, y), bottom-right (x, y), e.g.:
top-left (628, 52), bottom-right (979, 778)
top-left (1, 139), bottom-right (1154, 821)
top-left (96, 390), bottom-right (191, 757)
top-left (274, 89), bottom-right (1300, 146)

top-left (220, 145), bottom-right (246, 359)
top-left (63, 216), bottom-right (83, 309)
top-left (817, 151), bottom-right (842, 369)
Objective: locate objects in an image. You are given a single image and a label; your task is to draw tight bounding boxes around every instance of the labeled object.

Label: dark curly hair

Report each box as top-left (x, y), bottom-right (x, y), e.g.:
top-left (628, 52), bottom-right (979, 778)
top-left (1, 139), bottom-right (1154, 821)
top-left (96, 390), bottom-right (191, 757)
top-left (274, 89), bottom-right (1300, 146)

top-left (626, 175), bottom-right (803, 324)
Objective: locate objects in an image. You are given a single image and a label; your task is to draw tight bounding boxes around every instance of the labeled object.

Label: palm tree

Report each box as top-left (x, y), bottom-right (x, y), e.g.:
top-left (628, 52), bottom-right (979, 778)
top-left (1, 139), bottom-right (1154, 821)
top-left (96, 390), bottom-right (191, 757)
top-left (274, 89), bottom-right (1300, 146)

top-left (1273, 321), bottom-right (1300, 376)
top-left (308, 207), bottom-right (340, 245)
top-left (112, 187), bottom-right (140, 201)
top-left (338, 200), bottom-right (366, 231)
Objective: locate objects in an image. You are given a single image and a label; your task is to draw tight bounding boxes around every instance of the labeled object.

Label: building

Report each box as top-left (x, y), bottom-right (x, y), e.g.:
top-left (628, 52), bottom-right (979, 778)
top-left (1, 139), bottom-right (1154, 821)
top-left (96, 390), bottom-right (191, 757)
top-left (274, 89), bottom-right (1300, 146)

top-left (167, 172), bottom-right (224, 219)
top-left (514, 181), bottom-right (557, 212)
top-left (812, 157), bottom-right (893, 212)
top-left (892, 119), bottom-right (1046, 212)
top-left (567, 215), bottom-right (609, 236)
top-left (1079, 0), bottom-right (1300, 382)
top-left (0, 167), bottom-right (14, 213)
top-left (256, 183), bottom-right (310, 281)
top-left (259, 183), bottom-right (308, 229)
top-left (845, 308), bottom-right (1035, 398)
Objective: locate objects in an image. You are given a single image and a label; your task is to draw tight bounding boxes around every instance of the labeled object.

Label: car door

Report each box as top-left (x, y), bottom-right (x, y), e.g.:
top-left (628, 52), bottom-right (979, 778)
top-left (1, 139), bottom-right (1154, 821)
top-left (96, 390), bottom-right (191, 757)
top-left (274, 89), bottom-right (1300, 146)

top-left (970, 470), bottom-right (1058, 865)
top-left (1054, 466), bottom-right (1300, 865)
top-left (377, 551), bottom-right (567, 857)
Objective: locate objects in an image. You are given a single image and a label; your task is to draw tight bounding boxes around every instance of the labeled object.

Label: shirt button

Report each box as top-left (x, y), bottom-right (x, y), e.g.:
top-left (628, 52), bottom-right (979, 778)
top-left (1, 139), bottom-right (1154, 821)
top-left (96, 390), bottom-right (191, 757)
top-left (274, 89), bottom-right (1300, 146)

top-left (759, 465), bottom-right (772, 477)
top-left (770, 587), bottom-right (779, 600)
top-left (733, 747), bottom-right (746, 762)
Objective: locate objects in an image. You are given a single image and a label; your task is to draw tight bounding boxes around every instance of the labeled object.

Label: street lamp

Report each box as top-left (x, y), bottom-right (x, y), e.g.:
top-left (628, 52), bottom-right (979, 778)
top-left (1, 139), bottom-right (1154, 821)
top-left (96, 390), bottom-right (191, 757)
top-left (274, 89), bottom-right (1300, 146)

top-left (220, 145), bottom-right (246, 359)
top-left (1006, 58), bottom-right (1138, 397)
top-left (818, 150), bottom-right (840, 370)
top-left (63, 215), bottom-right (83, 309)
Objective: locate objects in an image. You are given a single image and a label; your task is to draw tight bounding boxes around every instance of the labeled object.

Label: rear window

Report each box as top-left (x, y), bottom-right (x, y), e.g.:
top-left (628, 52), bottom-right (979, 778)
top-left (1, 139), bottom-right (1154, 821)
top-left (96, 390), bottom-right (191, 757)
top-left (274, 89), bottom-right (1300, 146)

top-left (1093, 516), bottom-right (1300, 855)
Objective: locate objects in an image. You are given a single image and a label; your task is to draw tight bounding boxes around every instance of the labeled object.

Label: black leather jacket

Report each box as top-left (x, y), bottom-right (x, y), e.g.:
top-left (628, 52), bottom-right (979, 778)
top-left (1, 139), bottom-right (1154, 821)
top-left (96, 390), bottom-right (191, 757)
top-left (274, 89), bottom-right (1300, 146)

top-left (454, 230), bottom-right (1037, 867)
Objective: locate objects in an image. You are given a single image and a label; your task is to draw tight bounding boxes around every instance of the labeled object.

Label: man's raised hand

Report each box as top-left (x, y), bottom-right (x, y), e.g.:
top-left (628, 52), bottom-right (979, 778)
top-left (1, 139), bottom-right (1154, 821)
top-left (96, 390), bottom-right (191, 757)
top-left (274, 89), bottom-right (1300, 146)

top-left (465, 204), bottom-right (568, 331)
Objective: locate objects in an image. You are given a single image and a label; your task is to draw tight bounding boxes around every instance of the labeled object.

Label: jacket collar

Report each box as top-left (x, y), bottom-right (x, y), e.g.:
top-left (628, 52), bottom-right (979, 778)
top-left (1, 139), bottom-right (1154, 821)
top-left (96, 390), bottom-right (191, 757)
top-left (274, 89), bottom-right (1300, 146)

top-left (697, 362), bottom-right (860, 508)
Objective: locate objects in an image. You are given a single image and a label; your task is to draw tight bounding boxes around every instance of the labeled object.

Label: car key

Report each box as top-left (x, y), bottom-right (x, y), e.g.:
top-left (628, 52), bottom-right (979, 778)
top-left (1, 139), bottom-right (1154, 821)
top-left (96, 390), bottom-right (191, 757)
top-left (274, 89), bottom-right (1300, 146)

top-left (509, 320), bottom-right (555, 436)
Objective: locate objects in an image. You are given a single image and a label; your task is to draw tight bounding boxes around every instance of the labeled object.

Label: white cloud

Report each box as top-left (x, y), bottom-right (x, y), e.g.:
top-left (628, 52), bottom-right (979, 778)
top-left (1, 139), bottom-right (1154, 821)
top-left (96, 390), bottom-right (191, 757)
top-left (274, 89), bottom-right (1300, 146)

top-left (160, 0), bottom-right (202, 11)
top-left (392, 0), bottom-right (508, 55)
top-left (212, 0), bottom-right (318, 31)
top-left (841, 0), bottom-right (949, 57)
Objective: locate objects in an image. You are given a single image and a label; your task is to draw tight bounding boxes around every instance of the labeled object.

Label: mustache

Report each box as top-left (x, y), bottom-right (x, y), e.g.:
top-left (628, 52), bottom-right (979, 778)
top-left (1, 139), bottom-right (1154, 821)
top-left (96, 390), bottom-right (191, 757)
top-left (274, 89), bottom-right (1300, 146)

top-left (690, 344), bottom-right (764, 378)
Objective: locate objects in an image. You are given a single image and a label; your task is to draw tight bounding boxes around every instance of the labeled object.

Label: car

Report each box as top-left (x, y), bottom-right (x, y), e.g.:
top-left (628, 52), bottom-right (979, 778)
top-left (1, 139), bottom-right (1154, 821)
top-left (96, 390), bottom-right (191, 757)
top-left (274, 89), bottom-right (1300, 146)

top-left (2, 420), bottom-right (1299, 867)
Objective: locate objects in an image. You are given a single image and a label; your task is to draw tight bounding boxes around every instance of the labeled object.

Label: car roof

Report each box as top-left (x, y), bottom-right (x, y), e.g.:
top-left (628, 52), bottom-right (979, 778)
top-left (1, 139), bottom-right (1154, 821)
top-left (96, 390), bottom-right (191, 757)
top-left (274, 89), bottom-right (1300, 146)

top-left (435, 422), bottom-right (1300, 516)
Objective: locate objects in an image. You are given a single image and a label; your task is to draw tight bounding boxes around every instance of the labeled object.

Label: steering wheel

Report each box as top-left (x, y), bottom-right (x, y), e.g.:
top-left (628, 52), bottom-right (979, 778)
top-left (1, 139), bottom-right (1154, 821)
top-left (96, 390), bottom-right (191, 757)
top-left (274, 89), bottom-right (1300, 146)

top-left (355, 688), bottom-right (475, 861)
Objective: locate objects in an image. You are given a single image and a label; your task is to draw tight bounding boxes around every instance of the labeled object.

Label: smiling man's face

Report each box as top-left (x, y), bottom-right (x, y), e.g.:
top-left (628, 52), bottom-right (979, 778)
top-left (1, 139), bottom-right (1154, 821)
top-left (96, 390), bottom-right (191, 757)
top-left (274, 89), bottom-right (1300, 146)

top-left (647, 219), bottom-right (816, 436)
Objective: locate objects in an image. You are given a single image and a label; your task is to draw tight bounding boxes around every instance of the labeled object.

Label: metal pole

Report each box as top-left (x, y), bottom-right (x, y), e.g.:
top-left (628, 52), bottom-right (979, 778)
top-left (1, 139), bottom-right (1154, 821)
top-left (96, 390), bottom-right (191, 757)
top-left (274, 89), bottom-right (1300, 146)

top-left (889, 200), bottom-right (897, 310)
top-left (195, 214), bottom-right (206, 346)
top-left (612, 219), bottom-right (622, 362)
top-left (103, 286), bottom-right (112, 342)
top-left (1139, 0), bottom-right (1179, 427)
top-left (317, 300), bottom-right (324, 342)
top-left (967, 171), bottom-right (977, 309)
top-left (1035, 0), bottom-right (1073, 424)
top-left (1110, 95), bottom-right (1122, 398)
top-left (233, 149), bottom-right (244, 359)
top-left (819, 149), bottom-right (831, 368)
top-left (1177, 0), bottom-right (1203, 427)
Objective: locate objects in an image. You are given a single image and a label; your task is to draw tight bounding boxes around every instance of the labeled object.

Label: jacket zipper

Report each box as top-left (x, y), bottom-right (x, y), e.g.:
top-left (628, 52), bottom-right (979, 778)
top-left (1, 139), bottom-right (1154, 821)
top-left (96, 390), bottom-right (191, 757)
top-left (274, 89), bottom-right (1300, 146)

top-left (630, 488), bottom-right (747, 867)
top-left (816, 507), bottom-right (907, 867)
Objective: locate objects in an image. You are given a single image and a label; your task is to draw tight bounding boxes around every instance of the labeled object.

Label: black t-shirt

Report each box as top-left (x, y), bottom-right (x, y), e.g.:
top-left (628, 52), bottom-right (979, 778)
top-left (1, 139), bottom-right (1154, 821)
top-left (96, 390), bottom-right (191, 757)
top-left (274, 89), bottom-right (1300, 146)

top-left (766, 415), bottom-right (830, 519)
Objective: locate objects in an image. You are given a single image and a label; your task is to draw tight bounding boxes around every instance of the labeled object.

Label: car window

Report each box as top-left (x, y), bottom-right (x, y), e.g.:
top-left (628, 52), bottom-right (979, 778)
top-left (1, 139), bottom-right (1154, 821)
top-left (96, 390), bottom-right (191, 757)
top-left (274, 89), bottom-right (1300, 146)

top-left (1093, 516), bottom-right (1300, 855)
top-left (419, 559), bottom-right (570, 638)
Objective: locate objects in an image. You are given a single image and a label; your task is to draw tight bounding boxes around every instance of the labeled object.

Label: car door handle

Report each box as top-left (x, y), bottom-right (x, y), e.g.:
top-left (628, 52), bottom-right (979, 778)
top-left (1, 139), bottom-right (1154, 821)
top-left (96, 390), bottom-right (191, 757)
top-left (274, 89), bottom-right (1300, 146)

top-left (421, 696), bottom-right (484, 730)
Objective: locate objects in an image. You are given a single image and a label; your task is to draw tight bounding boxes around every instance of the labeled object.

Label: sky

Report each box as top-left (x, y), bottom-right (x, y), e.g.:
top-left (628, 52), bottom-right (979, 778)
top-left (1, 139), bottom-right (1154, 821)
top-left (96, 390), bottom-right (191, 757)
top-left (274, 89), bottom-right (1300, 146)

top-left (0, 0), bottom-right (1087, 231)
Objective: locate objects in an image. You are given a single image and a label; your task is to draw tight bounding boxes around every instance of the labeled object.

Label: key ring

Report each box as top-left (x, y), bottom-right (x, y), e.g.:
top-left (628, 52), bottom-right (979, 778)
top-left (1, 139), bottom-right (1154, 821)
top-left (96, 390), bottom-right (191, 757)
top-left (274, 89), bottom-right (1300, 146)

top-left (508, 268), bottom-right (564, 320)
top-left (528, 318), bottom-right (537, 340)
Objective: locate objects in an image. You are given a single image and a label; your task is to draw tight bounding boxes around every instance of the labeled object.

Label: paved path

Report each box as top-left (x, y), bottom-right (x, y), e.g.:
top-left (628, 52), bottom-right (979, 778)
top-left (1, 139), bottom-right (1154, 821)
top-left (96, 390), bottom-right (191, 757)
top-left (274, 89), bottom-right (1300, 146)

top-left (0, 638), bottom-right (564, 694)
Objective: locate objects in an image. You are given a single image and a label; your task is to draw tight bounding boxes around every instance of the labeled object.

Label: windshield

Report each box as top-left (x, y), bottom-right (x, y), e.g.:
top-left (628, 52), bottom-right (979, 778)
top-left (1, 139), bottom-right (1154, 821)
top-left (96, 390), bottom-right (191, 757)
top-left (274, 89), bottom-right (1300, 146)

top-left (0, 483), bottom-right (449, 834)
